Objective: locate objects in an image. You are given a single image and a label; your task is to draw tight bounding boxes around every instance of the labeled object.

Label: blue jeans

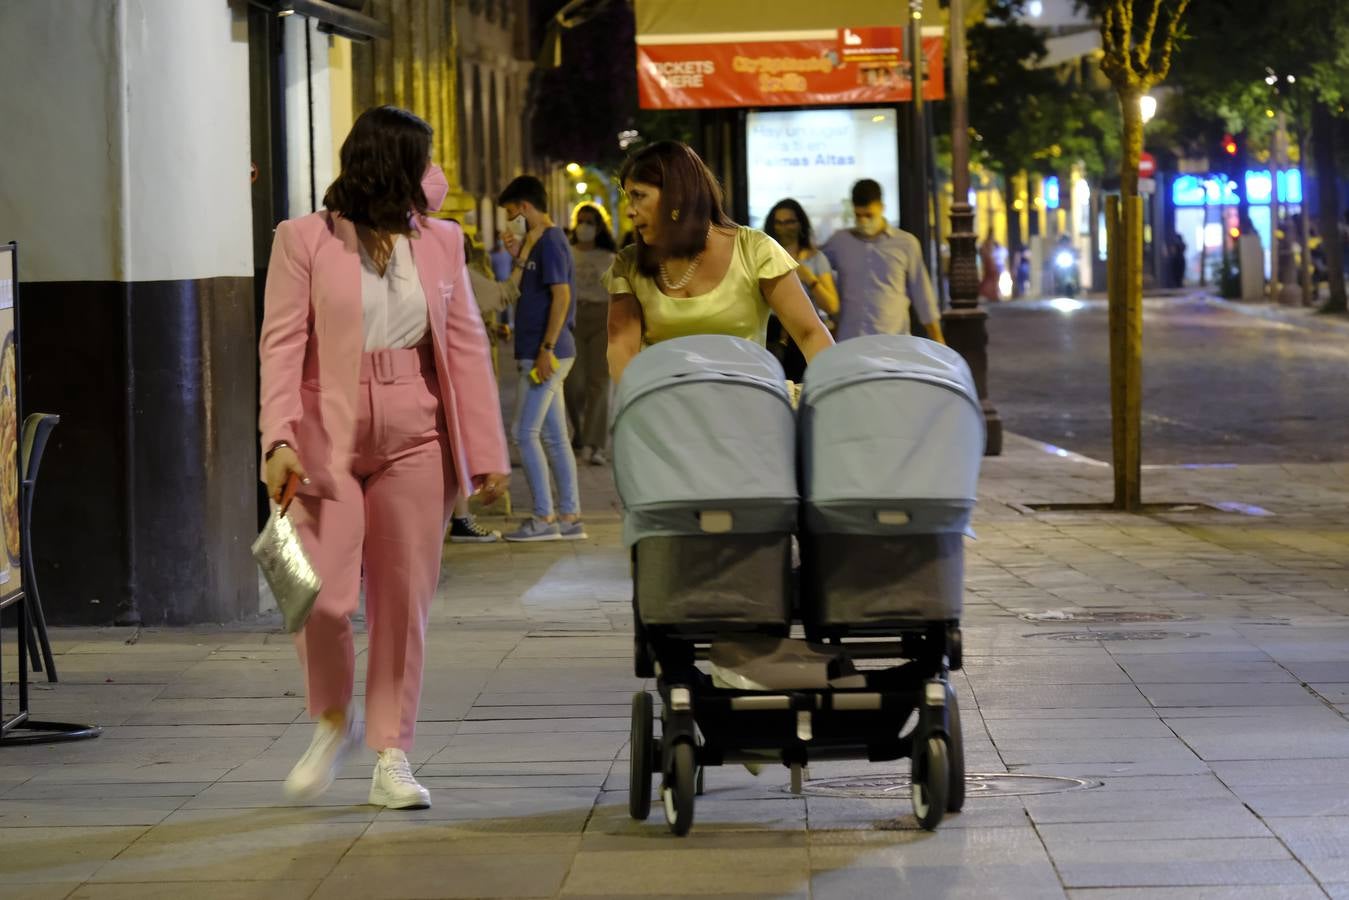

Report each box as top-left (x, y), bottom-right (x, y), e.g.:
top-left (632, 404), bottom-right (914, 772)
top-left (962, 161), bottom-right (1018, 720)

top-left (512, 357), bottom-right (580, 518)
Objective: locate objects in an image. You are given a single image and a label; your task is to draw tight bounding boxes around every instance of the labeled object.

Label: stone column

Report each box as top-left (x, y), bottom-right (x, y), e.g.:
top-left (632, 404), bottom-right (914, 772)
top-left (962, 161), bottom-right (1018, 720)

top-left (0, 0), bottom-right (258, 623)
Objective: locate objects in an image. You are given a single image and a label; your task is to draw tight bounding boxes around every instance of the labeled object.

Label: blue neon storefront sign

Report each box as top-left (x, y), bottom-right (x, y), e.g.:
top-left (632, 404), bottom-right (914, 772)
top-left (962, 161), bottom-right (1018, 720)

top-left (1172, 170), bottom-right (1303, 207)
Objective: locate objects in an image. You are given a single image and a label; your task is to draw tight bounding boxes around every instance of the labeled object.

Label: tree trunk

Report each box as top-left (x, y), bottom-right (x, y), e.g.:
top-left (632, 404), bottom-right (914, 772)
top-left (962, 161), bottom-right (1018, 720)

top-left (1314, 100), bottom-right (1347, 311)
top-left (1112, 92), bottom-right (1144, 511)
top-left (1119, 89), bottom-right (1142, 199)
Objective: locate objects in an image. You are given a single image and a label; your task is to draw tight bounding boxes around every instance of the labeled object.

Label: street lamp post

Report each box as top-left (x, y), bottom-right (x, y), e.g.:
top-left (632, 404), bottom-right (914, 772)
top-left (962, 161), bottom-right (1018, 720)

top-left (941, 0), bottom-right (1003, 455)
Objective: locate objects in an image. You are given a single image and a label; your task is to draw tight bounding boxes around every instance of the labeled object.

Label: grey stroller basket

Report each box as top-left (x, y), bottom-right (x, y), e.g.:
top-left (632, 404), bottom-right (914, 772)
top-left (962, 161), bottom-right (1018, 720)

top-left (799, 335), bottom-right (983, 634)
top-left (613, 335), bottom-right (797, 633)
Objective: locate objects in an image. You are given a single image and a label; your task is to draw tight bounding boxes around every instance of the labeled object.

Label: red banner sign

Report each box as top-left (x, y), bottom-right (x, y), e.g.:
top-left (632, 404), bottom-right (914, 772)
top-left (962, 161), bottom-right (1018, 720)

top-left (637, 30), bottom-right (946, 110)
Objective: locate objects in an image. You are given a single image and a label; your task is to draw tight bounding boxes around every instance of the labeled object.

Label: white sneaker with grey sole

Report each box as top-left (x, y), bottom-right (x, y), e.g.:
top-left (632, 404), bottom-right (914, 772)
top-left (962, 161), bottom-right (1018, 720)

top-left (369, 748), bottom-right (431, 809)
top-left (284, 707), bottom-right (363, 801)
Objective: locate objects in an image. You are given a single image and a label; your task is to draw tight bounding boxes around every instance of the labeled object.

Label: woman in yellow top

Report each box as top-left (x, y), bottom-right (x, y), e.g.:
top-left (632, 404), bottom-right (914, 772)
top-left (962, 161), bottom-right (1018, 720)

top-left (603, 141), bottom-right (834, 382)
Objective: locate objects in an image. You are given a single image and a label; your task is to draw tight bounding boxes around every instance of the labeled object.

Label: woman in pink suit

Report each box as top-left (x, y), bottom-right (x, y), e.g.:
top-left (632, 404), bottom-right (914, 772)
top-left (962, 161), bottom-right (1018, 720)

top-left (259, 106), bottom-right (510, 810)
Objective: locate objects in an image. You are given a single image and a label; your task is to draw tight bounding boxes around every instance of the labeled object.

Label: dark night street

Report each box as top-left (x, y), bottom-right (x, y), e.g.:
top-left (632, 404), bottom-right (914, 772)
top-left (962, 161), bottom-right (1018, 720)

top-left (987, 295), bottom-right (1349, 465)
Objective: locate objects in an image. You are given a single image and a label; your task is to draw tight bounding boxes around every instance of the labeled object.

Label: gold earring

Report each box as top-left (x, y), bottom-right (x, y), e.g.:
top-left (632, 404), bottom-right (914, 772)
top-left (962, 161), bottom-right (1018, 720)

top-left (670, 208), bottom-right (680, 222)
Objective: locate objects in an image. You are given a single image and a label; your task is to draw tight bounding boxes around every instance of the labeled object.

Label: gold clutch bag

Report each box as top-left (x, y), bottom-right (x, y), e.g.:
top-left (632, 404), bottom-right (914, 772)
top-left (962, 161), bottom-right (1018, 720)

top-left (251, 473), bottom-right (321, 633)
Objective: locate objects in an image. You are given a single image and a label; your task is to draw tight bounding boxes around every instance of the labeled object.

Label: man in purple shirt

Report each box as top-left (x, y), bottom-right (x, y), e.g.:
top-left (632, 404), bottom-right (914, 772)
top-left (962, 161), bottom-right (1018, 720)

top-left (822, 179), bottom-right (945, 343)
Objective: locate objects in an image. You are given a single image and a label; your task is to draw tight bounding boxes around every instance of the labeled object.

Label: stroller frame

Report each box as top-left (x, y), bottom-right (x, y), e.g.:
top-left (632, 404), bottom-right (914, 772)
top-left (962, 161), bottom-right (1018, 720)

top-left (628, 559), bottom-right (966, 836)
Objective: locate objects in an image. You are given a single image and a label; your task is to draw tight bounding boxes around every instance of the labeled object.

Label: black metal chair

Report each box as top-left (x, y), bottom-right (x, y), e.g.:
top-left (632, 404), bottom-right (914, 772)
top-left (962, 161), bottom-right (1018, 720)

top-left (20, 413), bottom-right (59, 680)
top-left (0, 413), bottom-right (100, 744)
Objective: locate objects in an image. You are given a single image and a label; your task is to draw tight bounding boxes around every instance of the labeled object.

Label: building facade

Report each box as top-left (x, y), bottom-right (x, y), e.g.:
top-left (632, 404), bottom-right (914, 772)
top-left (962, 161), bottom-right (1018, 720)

top-left (0, 0), bottom-right (533, 624)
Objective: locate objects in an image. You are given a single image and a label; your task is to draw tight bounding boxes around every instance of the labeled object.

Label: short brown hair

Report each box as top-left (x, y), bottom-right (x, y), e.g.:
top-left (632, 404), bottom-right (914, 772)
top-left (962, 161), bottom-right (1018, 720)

top-left (619, 141), bottom-right (735, 277)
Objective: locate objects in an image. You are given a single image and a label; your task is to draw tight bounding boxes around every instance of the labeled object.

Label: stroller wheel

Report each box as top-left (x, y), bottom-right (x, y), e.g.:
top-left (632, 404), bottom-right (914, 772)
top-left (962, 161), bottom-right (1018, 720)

top-left (911, 735), bottom-right (949, 831)
top-left (662, 741), bottom-right (696, 836)
top-left (947, 683), bottom-right (966, 813)
top-left (629, 692), bottom-right (655, 820)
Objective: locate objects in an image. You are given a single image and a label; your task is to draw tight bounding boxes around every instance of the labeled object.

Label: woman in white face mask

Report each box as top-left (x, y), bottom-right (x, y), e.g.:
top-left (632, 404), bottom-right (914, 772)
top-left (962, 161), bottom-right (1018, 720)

top-left (566, 204), bottom-right (618, 465)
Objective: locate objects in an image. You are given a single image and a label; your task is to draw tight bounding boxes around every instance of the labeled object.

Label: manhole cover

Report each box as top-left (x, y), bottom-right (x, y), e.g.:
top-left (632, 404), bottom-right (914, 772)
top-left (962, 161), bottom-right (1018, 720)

top-left (1026, 630), bottom-right (1207, 642)
top-left (1020, 611), bottom-right (1188, 624)
top-left (799, 772), bottom-right (1100, 800)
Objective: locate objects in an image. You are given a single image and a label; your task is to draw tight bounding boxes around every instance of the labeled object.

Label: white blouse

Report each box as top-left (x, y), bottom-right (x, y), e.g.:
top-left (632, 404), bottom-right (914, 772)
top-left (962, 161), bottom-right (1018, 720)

top-left (359, 234), bottom-right (429, 351)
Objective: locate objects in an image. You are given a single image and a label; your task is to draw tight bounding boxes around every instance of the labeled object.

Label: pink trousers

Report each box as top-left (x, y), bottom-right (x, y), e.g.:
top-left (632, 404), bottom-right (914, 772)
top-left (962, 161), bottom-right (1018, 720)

top-left (289, 344), bottom-right (455, 751)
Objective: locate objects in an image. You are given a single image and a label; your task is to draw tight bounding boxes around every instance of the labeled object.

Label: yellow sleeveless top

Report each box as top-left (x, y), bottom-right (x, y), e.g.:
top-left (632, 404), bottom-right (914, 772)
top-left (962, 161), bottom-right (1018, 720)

top-left (601, 227), bottom-right (798, 346)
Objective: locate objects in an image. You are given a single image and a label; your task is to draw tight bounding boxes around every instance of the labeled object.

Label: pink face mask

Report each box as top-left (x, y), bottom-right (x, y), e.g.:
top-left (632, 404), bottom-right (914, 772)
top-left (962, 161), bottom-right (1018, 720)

top-left (421, 163), bottom-right (449, 213)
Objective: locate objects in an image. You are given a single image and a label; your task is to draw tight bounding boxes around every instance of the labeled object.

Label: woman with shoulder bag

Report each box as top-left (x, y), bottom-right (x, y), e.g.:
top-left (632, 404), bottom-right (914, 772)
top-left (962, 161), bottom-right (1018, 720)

top-left (259, 106), bottom-right (510, 810)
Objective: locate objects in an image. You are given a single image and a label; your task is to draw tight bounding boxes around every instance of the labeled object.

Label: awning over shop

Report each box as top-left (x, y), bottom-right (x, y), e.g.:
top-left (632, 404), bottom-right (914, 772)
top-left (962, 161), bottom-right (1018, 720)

top-left (634, 0), bottom-right (944, 110)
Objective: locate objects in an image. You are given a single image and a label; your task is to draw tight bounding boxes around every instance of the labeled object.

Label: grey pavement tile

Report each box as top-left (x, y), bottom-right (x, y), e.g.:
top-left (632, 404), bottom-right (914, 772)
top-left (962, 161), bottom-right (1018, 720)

top-left (1136, 682), bottom-right (1324, 708)
top-left (456, 716), bottom-right (629, 734)
top-left (100, 723), bottom-right (291, 739)
top-left (804, 796), bottom-right (1032, 831)
top-left (993, 738), bottom-right (1200, 766)
top-left (422, 772), bottom-right (608, 790)
top-left (1111, 657), bottom-right (1296, 684)
top-left (1021, 791), bottom-right (1254, 825)
top-left (89, 820), bottom-right (367, 883)
top-left (1056, 860), bottom-right (1316, 889)
top-left (1066, 888), bottom-right (1327, 899)
top-left (1212, 758), bottom-right (1349, 786)
top-left (563, 847), bottom-right (811, 896)
top-left (0, 887), bottom-right (80, 900)
top-left (465, 704), bottom-right (630, 720)
top-left (414, 760), bottom-right (613, 777)
top-left (0, 826), bottom-right (148, 884)
top-left (5, 781), bottom-right (209, 800)
top-left (563, 895), bottom-right (808, 900)
top-left (980, 708), bottom-right (1161, 721)
top-left (66, 883), bottom-right (321, 900)
top-left (180, 778), bottom-right (374, 809)
top-left (122, 697), bottom-right (305, 725)
top-left (371, 786), bottom-right (599, 824)
top-left (1265, 816), bottom-right (1349, 861)
top-left (426, 731), bottom-right (624, 764)
top-left (808, 826), bottom-right (1047, 866)
top-left (316, 851), bottom-right (573, 898)
top-left (1231, 784), bottom-right (1349, 818)
top-left (973, 684), bottom-right (1151, 709)
top-left (348, 821), bottom-right (581, 855)
top-left (9, 764), bottom-right (233, 785)
top-left (0, 799), bottom-right (183, 828)
top-left (809, 862), bottom-right (1065, 900)
top-left (593, 795), bottom-right (807, 833)
top-left (1036, 819), bottom-right (1275, 842)
top-left (1040, 837), bottom-right (1291, 865)
top-left (1009, 760), bottom-right (1217, 778)
top-left (984, 718), bottom-right (1175, 740)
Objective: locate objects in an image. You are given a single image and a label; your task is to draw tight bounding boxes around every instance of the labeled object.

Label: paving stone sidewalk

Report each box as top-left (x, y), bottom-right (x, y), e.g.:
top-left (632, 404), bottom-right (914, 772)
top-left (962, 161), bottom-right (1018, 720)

top-left (1, 436), bottom-right (1348, 899)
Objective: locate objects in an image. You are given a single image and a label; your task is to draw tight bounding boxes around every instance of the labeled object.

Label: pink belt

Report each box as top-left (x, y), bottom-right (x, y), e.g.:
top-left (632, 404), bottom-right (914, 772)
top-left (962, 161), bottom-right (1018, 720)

top-left (359, 343), bottom-right (435, 384)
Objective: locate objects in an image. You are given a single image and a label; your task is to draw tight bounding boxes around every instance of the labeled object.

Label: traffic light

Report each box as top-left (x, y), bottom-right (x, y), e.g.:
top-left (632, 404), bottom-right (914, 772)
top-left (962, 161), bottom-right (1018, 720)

top-left (1222, 134), bottom-right (1238, 156)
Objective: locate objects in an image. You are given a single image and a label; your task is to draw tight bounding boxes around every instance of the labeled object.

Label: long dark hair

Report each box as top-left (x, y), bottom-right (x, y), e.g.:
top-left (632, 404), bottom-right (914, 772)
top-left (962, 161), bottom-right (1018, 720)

top-left (765, 198), bottom-right (815, 251)
top-left (323, 106), bottom-right (433, 233)
top-left (619, 140), bottom-right (735, 277)
top-left (571, 203), bottom-right (617, 252)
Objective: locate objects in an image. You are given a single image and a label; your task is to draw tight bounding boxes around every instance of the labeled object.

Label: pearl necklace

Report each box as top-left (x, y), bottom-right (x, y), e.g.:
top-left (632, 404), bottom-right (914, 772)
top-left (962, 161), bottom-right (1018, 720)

top-left (660, 251), bottom-right (704, 292)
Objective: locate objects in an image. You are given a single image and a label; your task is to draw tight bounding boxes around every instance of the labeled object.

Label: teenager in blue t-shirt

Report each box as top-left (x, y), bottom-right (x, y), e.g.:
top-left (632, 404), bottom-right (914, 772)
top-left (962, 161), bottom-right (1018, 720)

top-left (498, 175), bottom-right (585, 542)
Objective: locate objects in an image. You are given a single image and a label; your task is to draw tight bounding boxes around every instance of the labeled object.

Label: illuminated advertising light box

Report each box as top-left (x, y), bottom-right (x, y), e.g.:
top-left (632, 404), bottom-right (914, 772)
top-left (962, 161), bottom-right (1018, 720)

top-left (746, 107), bottom-right (900, 245)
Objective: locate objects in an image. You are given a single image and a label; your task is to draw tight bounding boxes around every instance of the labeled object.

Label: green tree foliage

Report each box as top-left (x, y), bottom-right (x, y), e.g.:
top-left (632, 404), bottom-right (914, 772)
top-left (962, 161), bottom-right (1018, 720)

top-left (968, 1), bottom-right (1119, 181)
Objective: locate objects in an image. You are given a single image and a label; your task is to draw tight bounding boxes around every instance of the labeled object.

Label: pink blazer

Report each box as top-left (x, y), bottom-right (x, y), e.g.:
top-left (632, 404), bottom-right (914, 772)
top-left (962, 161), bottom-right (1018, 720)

top-left (258, 211), bottom-right (509, 503)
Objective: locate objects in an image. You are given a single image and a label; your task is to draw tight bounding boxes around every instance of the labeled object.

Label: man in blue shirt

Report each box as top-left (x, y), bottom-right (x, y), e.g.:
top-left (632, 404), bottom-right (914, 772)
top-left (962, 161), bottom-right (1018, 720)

top-left (498, 175), bottom-right (585, 542)
top-left (822, 179), bottom-right (944, 343)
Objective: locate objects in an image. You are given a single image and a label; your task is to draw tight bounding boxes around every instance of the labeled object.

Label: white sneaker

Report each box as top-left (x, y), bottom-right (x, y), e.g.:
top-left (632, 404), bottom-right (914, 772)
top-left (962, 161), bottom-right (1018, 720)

top-left (369, 748), bottom-right (431, 810)
top-left (283, 707), bottom-right (363, 801)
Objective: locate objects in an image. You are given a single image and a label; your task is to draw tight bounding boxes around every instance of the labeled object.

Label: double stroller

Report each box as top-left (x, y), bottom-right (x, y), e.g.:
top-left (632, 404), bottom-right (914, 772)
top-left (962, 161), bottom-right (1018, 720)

top-left (612, 334), bottom-right (984, 835)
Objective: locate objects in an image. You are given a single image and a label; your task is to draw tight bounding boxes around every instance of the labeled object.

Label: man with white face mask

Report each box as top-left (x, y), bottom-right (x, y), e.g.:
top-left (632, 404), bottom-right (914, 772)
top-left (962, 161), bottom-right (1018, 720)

top-left (822, 179), bottom-right (944, 343)
top-left (496, 175), bottom-right (585, 542)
